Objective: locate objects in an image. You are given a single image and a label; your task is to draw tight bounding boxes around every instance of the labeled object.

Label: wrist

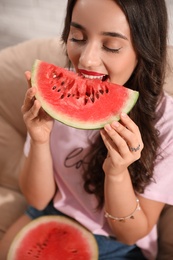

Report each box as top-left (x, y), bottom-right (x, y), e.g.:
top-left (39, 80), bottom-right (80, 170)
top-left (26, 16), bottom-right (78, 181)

top-left (30, 139), bottom-right (50, 149)
top-left (105, 169), bottom-right (129, 183)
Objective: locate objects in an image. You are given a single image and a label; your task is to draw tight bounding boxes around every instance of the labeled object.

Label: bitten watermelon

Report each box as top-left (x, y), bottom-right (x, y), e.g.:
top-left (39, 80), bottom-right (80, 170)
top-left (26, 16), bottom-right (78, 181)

top-left (7, 216), bottom-right (98, 260)
top-left (31, 59), bottom-right (139, 129)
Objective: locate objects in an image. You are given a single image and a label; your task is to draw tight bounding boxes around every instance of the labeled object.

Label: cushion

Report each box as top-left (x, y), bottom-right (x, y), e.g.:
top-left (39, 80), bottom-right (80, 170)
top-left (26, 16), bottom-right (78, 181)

top-left (0, 37), bottom-right (68, 191)
top-left (0, 187), bottom-right (27, 239)
top-left (0, 37), bottom-right (68, 238)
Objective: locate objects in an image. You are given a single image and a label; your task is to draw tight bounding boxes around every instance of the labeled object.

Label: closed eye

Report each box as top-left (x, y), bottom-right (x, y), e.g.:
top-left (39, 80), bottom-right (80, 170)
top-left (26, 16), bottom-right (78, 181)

top-left (69, 38), bottom-right (86, 43)
top-left (102, 45), bottom-right (122, 53)
top-left (69, 37), bottom-right (122, 53)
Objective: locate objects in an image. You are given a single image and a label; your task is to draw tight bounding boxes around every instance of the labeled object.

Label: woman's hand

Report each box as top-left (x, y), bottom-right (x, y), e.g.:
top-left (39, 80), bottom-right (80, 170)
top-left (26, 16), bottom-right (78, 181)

top-left (21, 71), bottom-right (54, 144)
top-left (100, 113), bottom-right (143, 177)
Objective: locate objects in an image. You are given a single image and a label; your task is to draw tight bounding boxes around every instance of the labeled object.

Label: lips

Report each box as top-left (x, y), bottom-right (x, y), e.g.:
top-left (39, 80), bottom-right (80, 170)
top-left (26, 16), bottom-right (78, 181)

top-left (78, 69), bottom-right (107, 80)
top-left (78, 69), bottom-right (105, 76)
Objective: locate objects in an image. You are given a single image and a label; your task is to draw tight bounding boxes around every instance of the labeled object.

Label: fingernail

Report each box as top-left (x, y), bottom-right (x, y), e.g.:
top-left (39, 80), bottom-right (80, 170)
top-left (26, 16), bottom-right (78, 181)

top-left (105, 124), bottom-right (112, 131)
top-left (121, 113), bottom-right (127, 117)
top-left (112, 121), bottom-right (119, 128)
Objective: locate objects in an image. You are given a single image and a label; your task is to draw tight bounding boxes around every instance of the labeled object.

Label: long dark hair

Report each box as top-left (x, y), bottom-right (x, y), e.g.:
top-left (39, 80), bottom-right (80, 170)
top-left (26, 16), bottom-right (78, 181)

top-left (61, 0), bottom-right (168, 209)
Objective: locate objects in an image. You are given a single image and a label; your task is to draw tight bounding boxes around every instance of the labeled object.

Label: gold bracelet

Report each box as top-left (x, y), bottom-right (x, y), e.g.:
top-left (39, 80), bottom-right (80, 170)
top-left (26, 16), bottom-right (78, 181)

top-left (104, 198), bottom-right (141, 223)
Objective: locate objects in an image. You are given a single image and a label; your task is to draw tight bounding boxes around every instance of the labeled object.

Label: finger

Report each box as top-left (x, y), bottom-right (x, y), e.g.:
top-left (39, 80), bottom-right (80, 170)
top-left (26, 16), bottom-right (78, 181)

top-left (23, 99), bottom-right (41, 122)
top-left (120, 113), bottom-right (140, 135)
top-left (100, 129), bottom-right (115, 150)
top-left (29, 99), bottom-right (41, 119)
top-left (111, 121), bottom-right (139, 149)
top-left (103, 124), bottom-right (141, 161)
top-left (111, 115), bottom-right (143, 151)
top-left (21, 87), bottom-right (37, 114)
top-left (25, 71), bottom-right (32, 88)
top-left (101, 125), bottom-right (129, 157)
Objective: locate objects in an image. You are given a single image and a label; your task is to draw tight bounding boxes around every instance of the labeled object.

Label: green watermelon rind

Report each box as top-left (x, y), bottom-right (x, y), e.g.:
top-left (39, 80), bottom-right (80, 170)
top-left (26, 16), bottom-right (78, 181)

top-left (7, 216), bottom-right (98, 260)
top-left (31, 60), bottom-right (139, 129)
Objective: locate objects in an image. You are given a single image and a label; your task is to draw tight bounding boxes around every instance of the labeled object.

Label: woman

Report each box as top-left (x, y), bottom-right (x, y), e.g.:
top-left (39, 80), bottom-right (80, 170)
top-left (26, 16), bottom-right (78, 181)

top-left (1, 0), bottom-right (173, 259)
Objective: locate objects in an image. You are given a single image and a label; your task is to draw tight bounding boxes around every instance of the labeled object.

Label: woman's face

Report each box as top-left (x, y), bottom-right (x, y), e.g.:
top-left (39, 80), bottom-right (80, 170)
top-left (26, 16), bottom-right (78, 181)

top-left (67, 0), bottom-right (137, 85)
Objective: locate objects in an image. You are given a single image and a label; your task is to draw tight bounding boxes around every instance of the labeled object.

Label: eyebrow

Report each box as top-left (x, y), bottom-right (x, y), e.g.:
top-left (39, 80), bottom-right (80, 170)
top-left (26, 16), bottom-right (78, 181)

top-left (101, 31), bottom-right (128, 40)
top-left (70, 22), bottom-right (128, 41)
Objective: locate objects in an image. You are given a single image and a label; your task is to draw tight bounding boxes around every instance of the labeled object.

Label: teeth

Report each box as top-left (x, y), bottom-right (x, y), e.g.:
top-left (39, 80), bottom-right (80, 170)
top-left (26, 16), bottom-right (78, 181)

top-left (81, 73), bottom-right (105, 80)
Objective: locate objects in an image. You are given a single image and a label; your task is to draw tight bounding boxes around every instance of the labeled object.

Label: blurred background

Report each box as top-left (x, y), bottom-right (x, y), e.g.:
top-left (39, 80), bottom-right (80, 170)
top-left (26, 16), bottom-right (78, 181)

top-left (0, 0), bottom-right (67, 50)
top-left (0, 0), bottom-right (173, 50)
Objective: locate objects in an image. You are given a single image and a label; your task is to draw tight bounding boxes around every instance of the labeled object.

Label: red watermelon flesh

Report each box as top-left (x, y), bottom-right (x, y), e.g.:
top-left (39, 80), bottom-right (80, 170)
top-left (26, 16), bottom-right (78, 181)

top-left (31, 59), bottom-right (139, 129)
top-left (7, 216), bottom-right (98, 260)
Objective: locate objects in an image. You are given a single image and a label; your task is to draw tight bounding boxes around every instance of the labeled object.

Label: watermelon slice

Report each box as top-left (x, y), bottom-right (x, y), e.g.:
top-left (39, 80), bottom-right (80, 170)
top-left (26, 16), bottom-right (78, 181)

top-left (7, 216), bottom-right (98, 260)
top-left (31, 60), bottom-right (139, 129)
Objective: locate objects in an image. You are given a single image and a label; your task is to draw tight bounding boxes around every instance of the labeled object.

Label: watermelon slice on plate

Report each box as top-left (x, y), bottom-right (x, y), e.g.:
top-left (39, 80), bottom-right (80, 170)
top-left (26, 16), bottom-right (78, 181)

top-left (7, 216), bottom-right (98, 260)
top-left (31, 59), bottom-right (139, 129)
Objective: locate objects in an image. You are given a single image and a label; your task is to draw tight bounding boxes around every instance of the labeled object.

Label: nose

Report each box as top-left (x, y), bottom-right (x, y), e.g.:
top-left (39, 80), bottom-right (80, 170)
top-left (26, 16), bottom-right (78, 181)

top-left (79, 42), bottom-right (102, 69)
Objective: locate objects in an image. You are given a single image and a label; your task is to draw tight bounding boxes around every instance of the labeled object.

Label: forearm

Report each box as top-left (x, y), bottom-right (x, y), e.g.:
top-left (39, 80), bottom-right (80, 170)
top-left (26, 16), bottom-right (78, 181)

top-left (104, 170), bottom-right (148, 244)
top-left (19, 140), bottom-right (56, 209)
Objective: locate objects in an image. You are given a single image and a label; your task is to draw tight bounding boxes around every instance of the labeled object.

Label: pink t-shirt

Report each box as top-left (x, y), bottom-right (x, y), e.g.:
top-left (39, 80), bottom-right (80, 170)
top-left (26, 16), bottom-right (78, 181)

top-left (24, 92), bottom-right (173, 259)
